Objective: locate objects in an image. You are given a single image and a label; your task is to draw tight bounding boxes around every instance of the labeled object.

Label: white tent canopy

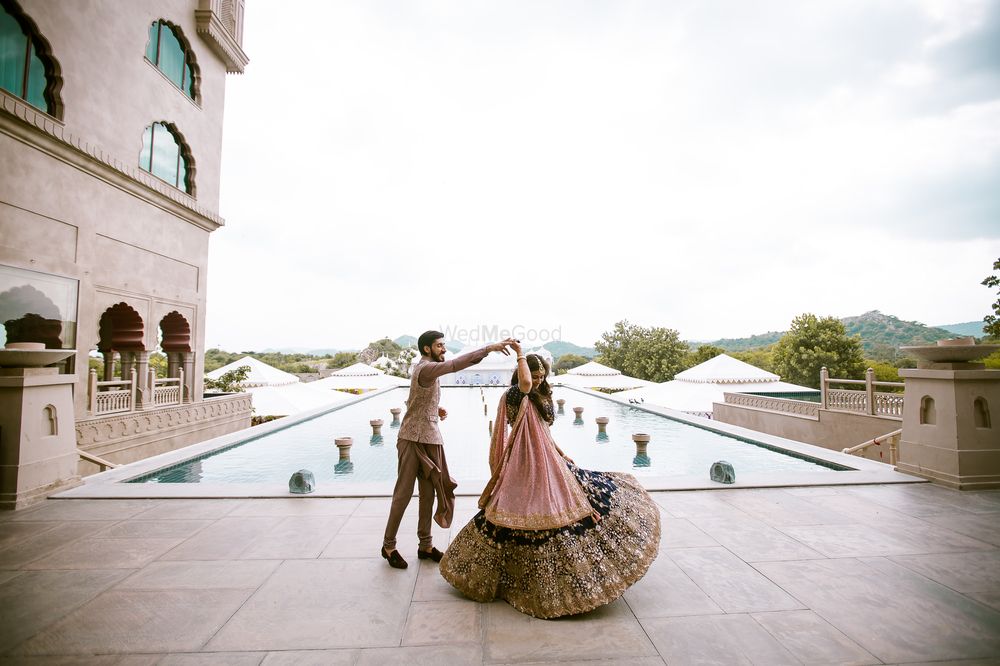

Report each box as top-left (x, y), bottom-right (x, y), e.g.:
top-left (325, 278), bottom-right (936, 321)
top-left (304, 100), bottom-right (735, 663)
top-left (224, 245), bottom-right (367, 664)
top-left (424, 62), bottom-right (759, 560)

top-left (553, 361), bottom-right (654, 391)
top-left (206, 356), bottom-right (299, 388)
top-left (614, 354), bottom-right (816, 417)
top-left (247, 382), bottom-right (352, 417)
top-left (312, 362), bottom-right (409, 391)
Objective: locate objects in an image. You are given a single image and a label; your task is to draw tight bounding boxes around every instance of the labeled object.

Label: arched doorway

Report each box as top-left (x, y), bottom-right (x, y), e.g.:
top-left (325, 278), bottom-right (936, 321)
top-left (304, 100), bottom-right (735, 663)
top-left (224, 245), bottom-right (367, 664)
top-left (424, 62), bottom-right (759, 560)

top-left (97, 302), bottom-right (145, 381)
top-left (159, 311), bottom-right (193, 402)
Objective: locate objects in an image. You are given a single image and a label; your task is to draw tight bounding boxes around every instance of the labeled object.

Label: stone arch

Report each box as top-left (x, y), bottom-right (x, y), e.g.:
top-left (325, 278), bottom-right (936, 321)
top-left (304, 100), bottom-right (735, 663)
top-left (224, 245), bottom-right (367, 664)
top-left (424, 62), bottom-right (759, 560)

top-left (1, 0), bottom-right (65, 117)
top-left (158, 311), bottom-right (191, 352)
top-left (144, 18), bottom-right (201, 103)
top-left (974, 397), bottom-right (991, 429)
top-left (0, 283), bottom-right (62, 348)
top-left (919, 395), bottom-right (936, 426)
top-left (42, 404), bottom-right (57, 436)
top-left (98, 302), bottom-right (145, 352)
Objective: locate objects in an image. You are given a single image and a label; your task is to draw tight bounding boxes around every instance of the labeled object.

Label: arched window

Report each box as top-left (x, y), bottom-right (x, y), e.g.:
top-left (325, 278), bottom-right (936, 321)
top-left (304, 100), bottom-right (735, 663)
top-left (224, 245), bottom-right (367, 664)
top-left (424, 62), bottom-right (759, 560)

top-left (144, 19), bottom-right (198, 100)
top-left (919, 396), bottom-right (936, 426)
top-left (0, 0), bottom-right (62, 116)
top-left (138, 122), bottom-right (194, 194)
top-left (974, 397), bottom-right (991, 429)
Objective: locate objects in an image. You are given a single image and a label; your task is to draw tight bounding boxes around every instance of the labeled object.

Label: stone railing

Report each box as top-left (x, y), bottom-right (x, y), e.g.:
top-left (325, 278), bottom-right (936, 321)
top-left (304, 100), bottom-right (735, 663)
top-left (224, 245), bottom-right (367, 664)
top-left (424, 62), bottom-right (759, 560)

top-left (821, 367), bottom-right (904, 418)
top-left (842, 429), bottom-right (902, 465)
top-left (722, 393), bottom-right (820, 417)
top-left (151, 369), bottom-right (184, 407)
top-left (88, 369), bottom-right (136, 415)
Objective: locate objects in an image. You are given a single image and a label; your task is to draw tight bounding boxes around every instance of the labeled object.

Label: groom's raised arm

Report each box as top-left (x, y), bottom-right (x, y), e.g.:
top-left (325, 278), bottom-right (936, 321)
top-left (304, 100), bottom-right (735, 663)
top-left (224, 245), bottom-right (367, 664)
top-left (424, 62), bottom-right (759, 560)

top-left (417, 347), bottom-right (492, 388)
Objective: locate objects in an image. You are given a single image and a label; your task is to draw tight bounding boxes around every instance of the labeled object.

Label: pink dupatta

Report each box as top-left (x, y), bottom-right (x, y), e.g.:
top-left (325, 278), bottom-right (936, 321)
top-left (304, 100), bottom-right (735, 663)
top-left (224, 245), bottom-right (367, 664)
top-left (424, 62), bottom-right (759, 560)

top-left (478, 394), bottom-right (592, 530)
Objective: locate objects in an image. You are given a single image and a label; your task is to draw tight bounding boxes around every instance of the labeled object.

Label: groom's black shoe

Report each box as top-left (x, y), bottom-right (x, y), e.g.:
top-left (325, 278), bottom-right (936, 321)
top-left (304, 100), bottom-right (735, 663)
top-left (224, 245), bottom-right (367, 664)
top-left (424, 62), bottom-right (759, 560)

top-left (417, 547), bottom-right (444, 562)
top-left (381, 546), bottom-right (408, 569)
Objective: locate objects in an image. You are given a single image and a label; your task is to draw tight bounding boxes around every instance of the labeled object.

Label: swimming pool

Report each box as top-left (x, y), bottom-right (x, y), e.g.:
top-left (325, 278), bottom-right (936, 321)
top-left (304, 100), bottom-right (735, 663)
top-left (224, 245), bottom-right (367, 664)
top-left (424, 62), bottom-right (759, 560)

top-left (127, 386), bottom-right (847, 486)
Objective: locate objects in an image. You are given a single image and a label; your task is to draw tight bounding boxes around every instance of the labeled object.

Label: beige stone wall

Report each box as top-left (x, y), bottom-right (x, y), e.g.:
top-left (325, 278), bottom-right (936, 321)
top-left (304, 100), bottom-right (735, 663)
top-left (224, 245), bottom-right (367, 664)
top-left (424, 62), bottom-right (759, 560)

top-left (713, 402), bottom-right (902, 463)
top-left (19, 0), bottom-right (228, 208)
top-left (1, 0), bottom-right (242, 420)
top-left (76, 393), bottom-right (252, 476)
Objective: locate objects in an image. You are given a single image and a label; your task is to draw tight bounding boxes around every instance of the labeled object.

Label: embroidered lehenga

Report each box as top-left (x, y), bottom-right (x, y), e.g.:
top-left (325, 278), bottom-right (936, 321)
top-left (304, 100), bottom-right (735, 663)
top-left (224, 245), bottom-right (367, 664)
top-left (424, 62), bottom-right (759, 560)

top-left (439, 387), bottom-right (661, 619)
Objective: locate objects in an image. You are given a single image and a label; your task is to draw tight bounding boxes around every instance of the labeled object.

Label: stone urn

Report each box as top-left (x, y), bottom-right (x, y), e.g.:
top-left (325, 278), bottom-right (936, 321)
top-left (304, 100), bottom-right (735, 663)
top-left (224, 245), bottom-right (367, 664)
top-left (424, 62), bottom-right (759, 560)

top-left (389, 407), bottom-right (402, 428)
top-left (370, 419), bottom-right (384, 445)
top-left (632, 433), bottom-right (650, 457)
top-left (335, 436), bottom-right (353, 461)
top-left (556, 398), bottom-right (566, 414)
top-left (572, 406), bottom-right (584, 425)
top-left (595, 416), bottom-right (610, 441)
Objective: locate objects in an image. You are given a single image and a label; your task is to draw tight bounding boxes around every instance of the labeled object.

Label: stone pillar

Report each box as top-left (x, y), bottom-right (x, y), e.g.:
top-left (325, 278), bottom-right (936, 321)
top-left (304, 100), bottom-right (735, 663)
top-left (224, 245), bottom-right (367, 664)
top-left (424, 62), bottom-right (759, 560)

top-left (133, 350), bottom-right (151, 408)
top-left (181, 352), bottom-right (195, 403)
top-left (0, 346), bottom-right (81, 509)
top-left (102, 351), bottom-right (116, 381)
top-left (167, 352), bottom-right (181, 380)
top-left (120, 350), bottom-right (135, 382)
top-left (895, 342), bottom-right (1000, 490)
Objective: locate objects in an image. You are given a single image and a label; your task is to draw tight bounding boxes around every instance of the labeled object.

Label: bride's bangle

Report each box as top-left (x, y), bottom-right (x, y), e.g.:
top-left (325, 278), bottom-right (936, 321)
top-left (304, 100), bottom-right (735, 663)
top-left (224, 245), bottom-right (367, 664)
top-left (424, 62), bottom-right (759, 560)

top-left (517, 355), bottom-right (526, 361)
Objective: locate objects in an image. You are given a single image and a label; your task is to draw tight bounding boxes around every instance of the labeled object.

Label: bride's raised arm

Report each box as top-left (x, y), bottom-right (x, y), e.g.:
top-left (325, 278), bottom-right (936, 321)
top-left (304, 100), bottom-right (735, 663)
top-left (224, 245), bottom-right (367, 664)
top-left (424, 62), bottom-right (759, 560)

top-left (512, 340), bottom-right (532, 393)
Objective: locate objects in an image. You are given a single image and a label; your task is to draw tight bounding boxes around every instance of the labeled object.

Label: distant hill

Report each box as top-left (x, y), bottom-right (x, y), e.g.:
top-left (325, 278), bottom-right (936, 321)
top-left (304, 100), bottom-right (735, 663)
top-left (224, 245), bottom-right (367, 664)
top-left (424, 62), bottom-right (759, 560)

top-left (710, 311), bottom-right (964, 355)
top-left (841, 311), bottom-right (955, 352)
top-left (393, 335), bottom-right (417, 347)
top-left (543, 340), bottom-right (598, 358)
top-left (710, 332), bottom-right (783, 352)
top-left (933, 321), bottom-right (986, 337)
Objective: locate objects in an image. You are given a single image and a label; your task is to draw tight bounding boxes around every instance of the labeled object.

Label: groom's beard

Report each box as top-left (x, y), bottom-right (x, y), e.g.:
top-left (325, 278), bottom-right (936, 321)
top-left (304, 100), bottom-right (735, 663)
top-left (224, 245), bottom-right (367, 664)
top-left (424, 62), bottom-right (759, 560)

top-left (432, 350), bottom-right (445, 362)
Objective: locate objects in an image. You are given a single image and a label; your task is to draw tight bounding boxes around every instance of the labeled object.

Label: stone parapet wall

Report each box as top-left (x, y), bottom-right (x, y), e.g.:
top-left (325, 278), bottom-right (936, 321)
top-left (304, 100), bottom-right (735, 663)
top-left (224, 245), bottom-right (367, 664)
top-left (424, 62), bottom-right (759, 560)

top-left (75, 393), bottom-right (251, 476)
top-left (714, 395), bottom-right (901, 463)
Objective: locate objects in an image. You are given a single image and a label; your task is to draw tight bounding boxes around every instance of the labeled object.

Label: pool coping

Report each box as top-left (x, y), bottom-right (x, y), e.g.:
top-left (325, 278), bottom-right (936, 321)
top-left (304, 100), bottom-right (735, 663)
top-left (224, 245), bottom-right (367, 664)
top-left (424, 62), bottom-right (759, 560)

top-left (55, 385), bottom-right (924, 500)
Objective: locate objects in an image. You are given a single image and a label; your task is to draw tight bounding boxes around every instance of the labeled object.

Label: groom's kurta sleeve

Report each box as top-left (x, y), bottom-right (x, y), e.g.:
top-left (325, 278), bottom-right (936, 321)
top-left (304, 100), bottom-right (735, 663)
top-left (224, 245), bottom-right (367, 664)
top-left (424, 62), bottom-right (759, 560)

top-left (417, 347), bottom-right (492, 387)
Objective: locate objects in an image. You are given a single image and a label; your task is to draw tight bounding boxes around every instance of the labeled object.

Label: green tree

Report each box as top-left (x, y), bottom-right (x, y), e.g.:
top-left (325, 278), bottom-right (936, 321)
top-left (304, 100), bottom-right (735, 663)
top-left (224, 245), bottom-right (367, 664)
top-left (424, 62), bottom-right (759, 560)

top-left (983, 257), bottom-right (1000, 340)
top-left (772, 314), bottom-right (866, 388)
top-left (325, 351), bottom-right (358, 369)
top-left (204, 365), bottom-right (250, 393)
top-left (729, 348), bottom-right (776, 373)
top-left (553, 353), bottom-right (589, 375)
top-left (594, 320), bottom-right (689, 382)
top-left (681, 344), bottom-right (726, 371)
top-left (866, 360), bottom-right (901, 383)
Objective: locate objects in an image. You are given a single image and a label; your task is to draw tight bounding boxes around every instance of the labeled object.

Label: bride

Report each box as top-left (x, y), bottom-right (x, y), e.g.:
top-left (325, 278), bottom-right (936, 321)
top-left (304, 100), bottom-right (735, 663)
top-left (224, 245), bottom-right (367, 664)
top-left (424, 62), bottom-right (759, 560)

top-left (439, 342), bottom-right (660, 619)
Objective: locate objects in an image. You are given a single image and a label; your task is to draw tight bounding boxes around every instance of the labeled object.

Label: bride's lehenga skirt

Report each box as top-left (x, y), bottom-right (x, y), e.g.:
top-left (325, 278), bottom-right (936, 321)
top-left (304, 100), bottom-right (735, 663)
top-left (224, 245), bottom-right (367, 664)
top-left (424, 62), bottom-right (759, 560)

top-left (440, 465), bottom-right (661, 619)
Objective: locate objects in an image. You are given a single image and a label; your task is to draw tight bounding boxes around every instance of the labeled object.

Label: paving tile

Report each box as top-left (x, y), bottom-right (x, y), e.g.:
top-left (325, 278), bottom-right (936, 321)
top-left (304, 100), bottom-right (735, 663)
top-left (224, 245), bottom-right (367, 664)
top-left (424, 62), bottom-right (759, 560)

top-left (8, 500), bottom-right (156, 522)
top-left (226, 498), bottom-right (361, 517)
top-left (114, 657), bottom-right (165, 666)
top-left (0, 657), bottom-right (124, 665)
top-left (623, 554), bottom-right (722, 619)
top-left (687, 514), bottom-right (825, 562)
top-left (750, 610), bottom-right (880, 665)
top-left (260, 650), bottom-right (358, 665)
top-left (237, 515), bottom-right (346, 559)
top-left (413, 559), bottom-right (466, 602)
top-left (654, 491), bottom-right (750, 519)
top-left (890, 550), bottom-right (1000, 611)
top-left (116, 560), bottom-right (281, 591)
top-left (659, 516), bottom-right (718, 549)
top-left (641, 614), bottom-right (800, 665)
top-left (847, 484), bottom-right (1000, 516)
top-left (718, 488), bottom-right (856, 526)
top-left (354, 644), bottom-right (483, 665)
top-left (351, 497), bottom-right (396, 516)
top-left (11, 588), bottom-right (255, 655)
top-left (666, 547), bottom-right (804, 613)
top-left (24, 537), bottom-right (185, 570)
top-left (754, 557), bottom-right (1000, 663)
top-left (779, 521), bottom-right (995, 558)
top-left (401, 600), bottom-right (481, 646)
top-left (483, 599), bottom-right (657, 663)
top-left (924, 511), bottom-right (1000, 547)
top-left (0, 521), bottom-right (60, 550)
top-left (795, 493), bottom-right (935, 529)
top-left (0, 522), bottom-right (114, 569)
top-left (158, 654), bottom-right (264, 665)
top-left (319, 531), bottom-right (383, 559)
top-left (134, 500), bottom-right (244, 520)
top-left (0, 570), bottom-right (20, 586)
top-left (0, 569), bottom-right (127, 653)
top-left (158, 517), bottom-right (284, 560)
top-left (494, 659), bottom-right (666, 665)
top-left (93, 520), bottom-right (214, 539)
top-left (205, 559), bottom-right (416, 650)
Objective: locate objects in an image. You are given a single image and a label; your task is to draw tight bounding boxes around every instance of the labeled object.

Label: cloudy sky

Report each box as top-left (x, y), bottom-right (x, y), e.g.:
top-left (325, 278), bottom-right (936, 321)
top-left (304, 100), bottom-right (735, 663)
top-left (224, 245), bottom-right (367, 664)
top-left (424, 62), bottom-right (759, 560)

top-left (208, 0), bottom-right (1000, 352)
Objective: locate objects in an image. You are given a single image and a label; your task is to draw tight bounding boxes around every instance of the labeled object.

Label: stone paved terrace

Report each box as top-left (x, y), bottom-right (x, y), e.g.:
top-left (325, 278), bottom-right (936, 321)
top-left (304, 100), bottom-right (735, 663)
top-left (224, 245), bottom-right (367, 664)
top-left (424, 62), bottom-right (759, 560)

top-left (1, 483), bottom-right (1000, 665)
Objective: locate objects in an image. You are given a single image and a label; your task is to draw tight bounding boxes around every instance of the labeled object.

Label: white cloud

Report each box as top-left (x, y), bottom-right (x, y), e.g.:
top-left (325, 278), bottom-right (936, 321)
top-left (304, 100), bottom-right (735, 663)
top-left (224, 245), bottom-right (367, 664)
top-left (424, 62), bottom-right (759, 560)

top-left (209, 0), bottom-right (1000, 351)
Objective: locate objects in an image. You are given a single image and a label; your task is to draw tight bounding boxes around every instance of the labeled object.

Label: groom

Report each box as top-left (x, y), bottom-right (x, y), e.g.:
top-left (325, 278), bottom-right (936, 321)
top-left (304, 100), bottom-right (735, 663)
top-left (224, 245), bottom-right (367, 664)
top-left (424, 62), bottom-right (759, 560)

top-left (381, 330), bottom-right (514, 569)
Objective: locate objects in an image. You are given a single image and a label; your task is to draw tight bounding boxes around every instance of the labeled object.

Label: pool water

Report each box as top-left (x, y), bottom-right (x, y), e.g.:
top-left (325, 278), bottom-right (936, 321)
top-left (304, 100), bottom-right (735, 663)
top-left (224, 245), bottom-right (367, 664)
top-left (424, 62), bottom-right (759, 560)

top-left (129, 387), bottom-right (844, 484)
